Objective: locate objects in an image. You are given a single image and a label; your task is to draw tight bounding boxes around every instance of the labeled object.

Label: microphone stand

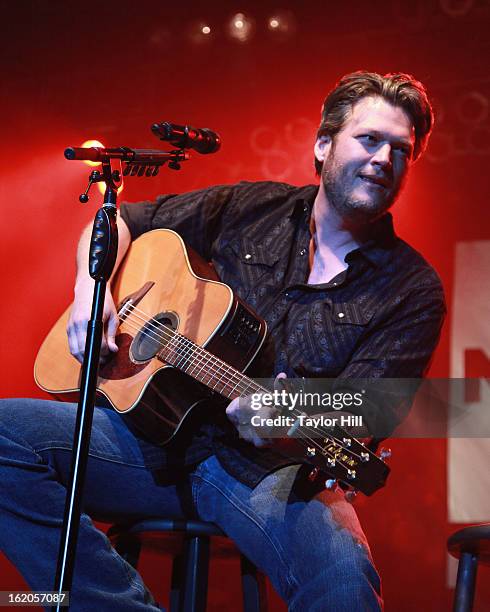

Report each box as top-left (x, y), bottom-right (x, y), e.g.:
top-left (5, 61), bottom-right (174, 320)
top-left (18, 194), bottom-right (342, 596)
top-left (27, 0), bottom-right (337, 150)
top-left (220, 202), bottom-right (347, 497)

top-left (53, 145), bottom-right (189, 611)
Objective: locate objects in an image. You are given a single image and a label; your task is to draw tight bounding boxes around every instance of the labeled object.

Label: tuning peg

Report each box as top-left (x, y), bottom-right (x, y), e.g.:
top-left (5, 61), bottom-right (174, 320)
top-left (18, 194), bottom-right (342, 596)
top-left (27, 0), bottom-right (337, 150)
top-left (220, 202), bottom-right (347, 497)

top-left (379, 447), bottom-right (392, 461)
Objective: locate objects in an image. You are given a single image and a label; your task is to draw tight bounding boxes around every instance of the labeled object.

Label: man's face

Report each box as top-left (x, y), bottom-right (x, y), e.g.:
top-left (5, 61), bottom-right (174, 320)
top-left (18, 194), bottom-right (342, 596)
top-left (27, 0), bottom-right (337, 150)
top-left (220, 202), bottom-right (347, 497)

top-left (315, 96), bottom-right (415, 224)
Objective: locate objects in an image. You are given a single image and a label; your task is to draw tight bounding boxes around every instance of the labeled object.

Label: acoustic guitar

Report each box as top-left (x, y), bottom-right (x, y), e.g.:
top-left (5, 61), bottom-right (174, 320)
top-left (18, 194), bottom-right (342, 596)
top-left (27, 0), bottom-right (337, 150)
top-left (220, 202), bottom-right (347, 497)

top-left (34, 229), bottom-right (390, 496)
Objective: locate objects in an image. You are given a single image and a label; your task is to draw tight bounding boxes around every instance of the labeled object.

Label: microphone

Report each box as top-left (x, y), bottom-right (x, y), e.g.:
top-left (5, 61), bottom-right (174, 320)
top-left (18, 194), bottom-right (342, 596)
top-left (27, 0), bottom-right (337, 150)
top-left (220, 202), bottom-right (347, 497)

top-left (151, 122), bottom-right (221, 154)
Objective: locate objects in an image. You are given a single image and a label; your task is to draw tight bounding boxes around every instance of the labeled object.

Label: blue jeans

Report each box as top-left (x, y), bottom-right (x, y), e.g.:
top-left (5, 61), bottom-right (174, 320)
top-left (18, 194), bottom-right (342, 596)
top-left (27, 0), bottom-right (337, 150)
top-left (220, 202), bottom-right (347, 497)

top-left (0, 398), bottom-right (382, 611)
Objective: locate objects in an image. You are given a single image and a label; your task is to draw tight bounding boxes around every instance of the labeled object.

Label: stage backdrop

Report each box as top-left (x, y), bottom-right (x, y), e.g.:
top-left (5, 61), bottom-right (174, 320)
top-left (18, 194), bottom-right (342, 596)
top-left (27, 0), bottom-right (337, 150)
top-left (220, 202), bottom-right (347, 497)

top-left (1, 2), bottom-right (489, 610)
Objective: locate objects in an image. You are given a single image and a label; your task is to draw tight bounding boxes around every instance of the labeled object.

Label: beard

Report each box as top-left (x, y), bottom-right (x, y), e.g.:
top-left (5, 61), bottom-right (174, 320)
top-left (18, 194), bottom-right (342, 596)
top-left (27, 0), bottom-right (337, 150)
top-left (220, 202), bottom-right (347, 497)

top-left (322, 148), bottom-right (402, 225)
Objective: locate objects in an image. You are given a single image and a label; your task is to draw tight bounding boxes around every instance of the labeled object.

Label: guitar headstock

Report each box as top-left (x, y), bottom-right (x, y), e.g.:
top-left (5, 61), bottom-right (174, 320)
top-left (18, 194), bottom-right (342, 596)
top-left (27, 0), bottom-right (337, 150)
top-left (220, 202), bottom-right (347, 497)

top-left (281, 423), bottom-right (390, 496)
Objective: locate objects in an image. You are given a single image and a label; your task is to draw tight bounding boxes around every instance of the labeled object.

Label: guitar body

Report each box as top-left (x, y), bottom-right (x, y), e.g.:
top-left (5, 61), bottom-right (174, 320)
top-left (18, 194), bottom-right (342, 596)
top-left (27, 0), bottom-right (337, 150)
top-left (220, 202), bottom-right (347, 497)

top-left (34, 229), bottom-right (267, 445)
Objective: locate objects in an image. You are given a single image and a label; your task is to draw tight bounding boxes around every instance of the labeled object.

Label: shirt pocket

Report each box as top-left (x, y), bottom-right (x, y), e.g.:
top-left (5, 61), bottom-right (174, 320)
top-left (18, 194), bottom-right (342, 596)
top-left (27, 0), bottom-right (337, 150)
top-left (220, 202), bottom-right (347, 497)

top-left (329, 301), bottom-right (373, 326)
top-left (299, 300), bottom-right (375, 375)
top-left (224, 236), bottom-right (281, 298)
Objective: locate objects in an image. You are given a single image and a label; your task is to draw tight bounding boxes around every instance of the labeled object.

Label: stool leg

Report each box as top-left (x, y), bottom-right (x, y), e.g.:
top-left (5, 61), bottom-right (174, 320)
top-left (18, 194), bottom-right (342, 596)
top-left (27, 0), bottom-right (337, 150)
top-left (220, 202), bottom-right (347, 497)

top-left (240, 554), bottom-right (268, 612)
top-left (183, 535), bottom-right (210, 612)
top-left (114, 537), bottom-right (142, 569)
top-left (454, 552), bottom-right (478, 612)
top-left (169, 552), bottom-right (185, 612)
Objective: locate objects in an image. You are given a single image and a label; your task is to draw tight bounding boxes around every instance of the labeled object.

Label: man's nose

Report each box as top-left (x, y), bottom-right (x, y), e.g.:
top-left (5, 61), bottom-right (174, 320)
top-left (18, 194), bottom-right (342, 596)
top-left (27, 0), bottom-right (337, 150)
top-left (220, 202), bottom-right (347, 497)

top-left (371, 143), bottom-right (392, 167)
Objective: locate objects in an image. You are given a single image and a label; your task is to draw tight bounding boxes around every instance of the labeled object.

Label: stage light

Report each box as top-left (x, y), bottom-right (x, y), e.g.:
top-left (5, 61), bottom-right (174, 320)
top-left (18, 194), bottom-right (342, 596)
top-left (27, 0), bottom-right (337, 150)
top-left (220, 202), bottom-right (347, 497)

top-left (188, 20), bottom-right (214, 44)
top-left (79, 141), bottom-right (123, 196)
top-left (267, 10), bottom-right (296, 37)
top-left (228, 12), bottom-right (254, 42)
top-left (81, 139), bottom-right (104, 167)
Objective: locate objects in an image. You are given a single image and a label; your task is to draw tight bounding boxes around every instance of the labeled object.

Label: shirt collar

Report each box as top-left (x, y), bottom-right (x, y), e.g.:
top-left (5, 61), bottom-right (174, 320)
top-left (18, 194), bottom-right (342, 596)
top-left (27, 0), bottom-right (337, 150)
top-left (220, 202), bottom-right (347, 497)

top-left (351, 213), bottom-right (397, 268)
top-left (292, 184), bottom-right (397, 268)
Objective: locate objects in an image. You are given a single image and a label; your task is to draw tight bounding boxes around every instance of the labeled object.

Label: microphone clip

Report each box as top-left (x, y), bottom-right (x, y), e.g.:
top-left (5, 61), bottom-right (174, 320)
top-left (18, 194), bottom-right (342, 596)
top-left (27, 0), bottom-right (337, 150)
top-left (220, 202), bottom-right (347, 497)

top-left (122, 148), bottom-right (189, 177)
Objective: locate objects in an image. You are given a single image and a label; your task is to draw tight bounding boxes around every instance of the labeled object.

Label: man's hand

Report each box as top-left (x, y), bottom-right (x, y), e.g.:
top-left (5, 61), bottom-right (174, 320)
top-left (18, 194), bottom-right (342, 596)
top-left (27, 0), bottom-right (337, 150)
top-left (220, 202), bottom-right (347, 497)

top-left (226, 373), bottom-right (287, 448)
top-left (67, 279), bottom-right (119, 364)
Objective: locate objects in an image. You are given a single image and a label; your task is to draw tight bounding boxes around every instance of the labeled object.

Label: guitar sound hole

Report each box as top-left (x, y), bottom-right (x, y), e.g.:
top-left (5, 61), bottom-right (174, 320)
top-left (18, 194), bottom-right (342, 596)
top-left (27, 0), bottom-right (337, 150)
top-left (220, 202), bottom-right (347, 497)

top-left (131, 311), bottom-right (179, 362)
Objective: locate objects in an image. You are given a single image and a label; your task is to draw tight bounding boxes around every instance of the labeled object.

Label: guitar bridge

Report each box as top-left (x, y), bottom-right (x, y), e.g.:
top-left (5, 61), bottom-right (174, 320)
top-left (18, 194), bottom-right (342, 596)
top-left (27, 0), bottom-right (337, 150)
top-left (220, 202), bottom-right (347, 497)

top-left (117, 281), bottom-right (155, 321)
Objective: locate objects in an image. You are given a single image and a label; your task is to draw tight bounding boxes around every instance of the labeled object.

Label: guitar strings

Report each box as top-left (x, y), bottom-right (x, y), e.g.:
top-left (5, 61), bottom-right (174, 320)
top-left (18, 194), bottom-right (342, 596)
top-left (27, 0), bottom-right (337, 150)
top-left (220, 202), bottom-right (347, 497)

top-left (121, 307), bottom-right (272, 402)
top-left (117, 304), bottom-right (366, 461)
top-left (118, 305), bottom-right (365, 458)
top-left (122, 304), bottom-right (263, 397)
top-left (116, 320), bottom-right (365, 471)
top-left (118, 310), bottom-right (366, 458)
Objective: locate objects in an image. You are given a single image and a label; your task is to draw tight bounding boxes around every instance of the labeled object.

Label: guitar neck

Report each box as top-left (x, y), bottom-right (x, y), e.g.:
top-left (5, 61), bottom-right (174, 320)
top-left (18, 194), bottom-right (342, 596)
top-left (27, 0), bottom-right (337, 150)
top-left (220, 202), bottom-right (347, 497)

top-left (155, 327), bottom-right (267, 401)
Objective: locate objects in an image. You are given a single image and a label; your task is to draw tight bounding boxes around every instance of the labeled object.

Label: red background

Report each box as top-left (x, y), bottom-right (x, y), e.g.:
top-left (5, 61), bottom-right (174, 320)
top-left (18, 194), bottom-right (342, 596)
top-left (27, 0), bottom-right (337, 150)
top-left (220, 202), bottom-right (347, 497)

top-left (1, 1), bottom-right (489, 609)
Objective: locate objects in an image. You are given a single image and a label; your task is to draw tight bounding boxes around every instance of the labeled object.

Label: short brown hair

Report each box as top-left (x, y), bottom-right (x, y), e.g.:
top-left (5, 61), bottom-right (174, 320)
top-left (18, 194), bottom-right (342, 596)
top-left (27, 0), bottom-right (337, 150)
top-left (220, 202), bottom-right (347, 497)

top-left (315, 71), bottom-right (434, 174)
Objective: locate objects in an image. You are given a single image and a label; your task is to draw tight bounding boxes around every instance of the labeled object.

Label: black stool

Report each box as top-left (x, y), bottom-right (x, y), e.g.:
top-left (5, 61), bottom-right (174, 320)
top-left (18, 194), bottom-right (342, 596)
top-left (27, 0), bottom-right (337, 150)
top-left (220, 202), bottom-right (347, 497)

top-left (447, 523), bottom-right (490, 611)
top-left (107, 519), bottom-right (268, 612)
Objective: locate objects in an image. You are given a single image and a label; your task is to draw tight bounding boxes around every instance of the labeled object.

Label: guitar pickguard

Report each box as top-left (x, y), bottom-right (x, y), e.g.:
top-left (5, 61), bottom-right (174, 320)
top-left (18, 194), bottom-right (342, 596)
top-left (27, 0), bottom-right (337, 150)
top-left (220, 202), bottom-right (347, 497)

top-left (98, 333), bottom-right (149, 380)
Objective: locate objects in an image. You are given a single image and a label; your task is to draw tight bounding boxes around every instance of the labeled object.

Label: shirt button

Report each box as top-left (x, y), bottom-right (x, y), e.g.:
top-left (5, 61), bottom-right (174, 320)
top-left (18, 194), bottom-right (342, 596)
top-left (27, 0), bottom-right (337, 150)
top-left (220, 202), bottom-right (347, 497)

top-left (299, 248), bottom-right (306, 256)
top-left (337, 312), bottom-right (345, 318)
top-left (333, 282), bottom-right (338, 287)
top-left (303, 205), bottom-right (308, 212)
top-left (244, 253), bottom-right (252, 260)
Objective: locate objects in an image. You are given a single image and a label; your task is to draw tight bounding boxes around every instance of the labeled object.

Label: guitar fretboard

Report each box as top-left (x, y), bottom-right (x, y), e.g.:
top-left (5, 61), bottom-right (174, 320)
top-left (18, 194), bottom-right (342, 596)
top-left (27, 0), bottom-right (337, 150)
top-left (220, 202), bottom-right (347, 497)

top-left (156, 332), bottom-right (267, 400)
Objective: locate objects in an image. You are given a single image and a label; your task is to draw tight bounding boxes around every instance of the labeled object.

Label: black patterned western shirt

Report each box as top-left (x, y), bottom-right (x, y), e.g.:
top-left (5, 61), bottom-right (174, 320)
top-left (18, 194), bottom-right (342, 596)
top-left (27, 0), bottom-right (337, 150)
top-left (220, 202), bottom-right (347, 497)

top-left (119, 181), bottom-right (446, 486)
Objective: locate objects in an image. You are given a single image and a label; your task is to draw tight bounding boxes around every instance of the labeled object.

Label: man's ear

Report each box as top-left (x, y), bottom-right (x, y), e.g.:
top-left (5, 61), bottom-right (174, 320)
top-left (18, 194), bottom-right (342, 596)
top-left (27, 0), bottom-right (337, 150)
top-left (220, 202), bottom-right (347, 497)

top-left (314, 134), bottom-right (331, 166)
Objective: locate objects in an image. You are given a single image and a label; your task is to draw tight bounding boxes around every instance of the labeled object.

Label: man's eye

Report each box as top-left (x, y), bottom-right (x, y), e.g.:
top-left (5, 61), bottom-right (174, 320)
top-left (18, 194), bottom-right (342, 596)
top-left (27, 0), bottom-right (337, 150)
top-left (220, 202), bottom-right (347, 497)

top-left (361, 134), bottom-right (377, 143)
top-left (394, 146), bottom-right (409, 157)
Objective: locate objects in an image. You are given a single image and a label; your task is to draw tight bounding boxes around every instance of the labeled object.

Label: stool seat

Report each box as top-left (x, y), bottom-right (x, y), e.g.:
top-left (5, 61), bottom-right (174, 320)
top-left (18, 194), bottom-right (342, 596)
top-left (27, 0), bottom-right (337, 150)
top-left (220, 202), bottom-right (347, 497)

top-left (447, 523), bottom-right (490, 612)
top-left (107, 519), bottom-right (237, 558)
top-left (108, 518), bottom-right (267, 611)
top-left (448, 524), bottom-right (490, 565)
top-left (109, 519), bottom-right (226, 538)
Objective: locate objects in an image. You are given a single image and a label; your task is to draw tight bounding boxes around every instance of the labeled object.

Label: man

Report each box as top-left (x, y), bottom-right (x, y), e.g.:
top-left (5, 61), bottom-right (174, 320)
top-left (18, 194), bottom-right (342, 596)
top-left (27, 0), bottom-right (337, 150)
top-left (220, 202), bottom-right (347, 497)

top-left (0, 71), bottom-right (445, 610)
